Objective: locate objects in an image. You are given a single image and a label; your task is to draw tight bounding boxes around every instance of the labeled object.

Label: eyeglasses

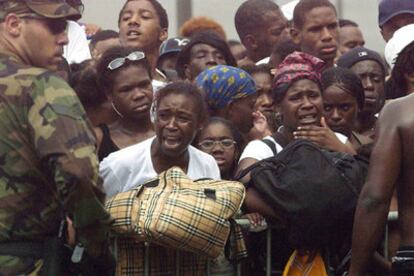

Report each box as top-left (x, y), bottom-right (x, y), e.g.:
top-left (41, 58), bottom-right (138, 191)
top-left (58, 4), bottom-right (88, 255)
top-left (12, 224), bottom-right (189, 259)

top-left (198, 139), bottom-right (236, 150)
top-left (20, 16), bottom-right (68, 35)
top-left (107, 51), bottom-right (146, 70)
top-left (44, 18), bottom-right (68, 35)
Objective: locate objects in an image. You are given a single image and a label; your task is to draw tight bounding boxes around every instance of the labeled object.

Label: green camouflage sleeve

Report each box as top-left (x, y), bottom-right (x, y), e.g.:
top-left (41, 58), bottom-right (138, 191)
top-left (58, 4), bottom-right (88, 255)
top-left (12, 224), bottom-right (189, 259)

top-left (28, 72), bottom-right (112, 254)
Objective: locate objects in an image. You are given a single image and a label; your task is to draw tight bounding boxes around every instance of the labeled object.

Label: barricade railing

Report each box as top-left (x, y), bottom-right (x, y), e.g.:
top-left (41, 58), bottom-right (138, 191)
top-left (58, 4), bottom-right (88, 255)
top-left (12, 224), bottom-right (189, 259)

top-left (132, 218), bottom-right (279, 276)
top-left (384, 211), bottom-right (398, 260)
top-left (116, 213), bottom-right (398, 276)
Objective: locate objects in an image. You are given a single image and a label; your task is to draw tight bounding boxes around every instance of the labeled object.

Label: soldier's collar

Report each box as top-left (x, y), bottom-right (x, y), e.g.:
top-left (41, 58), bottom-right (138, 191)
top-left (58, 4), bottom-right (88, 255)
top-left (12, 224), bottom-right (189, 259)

top-left (0, 49), bottom-right (26, 65)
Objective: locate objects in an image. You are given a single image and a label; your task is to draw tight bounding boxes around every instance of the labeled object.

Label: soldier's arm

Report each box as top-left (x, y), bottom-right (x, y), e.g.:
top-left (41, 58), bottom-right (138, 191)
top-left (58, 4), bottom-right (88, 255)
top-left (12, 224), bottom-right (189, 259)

top-left (349, 101), bottom-right (402, 276)
top-left (28, 73), bottom-right (111, 256)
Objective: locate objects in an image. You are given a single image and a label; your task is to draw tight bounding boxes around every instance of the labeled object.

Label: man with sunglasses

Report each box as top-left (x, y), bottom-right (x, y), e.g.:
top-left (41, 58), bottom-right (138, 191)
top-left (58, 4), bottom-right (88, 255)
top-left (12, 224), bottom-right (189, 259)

top-left (0, 0), bottom-right (113, 274)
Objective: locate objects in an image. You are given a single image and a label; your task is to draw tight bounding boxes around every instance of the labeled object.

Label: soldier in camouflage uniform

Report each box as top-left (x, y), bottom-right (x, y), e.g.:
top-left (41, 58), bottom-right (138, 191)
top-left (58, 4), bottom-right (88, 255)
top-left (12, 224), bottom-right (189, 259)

top-left (0, 0), bottom-right (113, 274)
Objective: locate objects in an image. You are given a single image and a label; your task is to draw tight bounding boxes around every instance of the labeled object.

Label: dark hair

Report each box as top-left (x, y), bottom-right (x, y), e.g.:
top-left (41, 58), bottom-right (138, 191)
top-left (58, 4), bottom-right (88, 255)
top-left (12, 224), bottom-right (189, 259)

top-left (386, 41), bottom-right (414, 99)
top-left (339, 19), bottom-right (358, 28)
top-left (154, 81), bottom-right (208, 124)
top-left (321, 67), bottom-right (365, 110)
top-left (118, 0), bottom-right (168, 29)
top-left (273, 83), bottom-right (290, 104)
top-left (96, 46), bottom-right (152, 95)
top-left (235, 0), bottom-right (281, 39)
top-left (271, 39), bottom-right (300, 59)
top-left (293, 0), bottom-right (337, 29)
top-left (89, 30), bottom-right (119, 49)
top-left (175, 31), bottom-right (237, 79)
top-left (69, 60), bottom-right (106, 108)
top-left (240, 63), bottom-right (271, 76)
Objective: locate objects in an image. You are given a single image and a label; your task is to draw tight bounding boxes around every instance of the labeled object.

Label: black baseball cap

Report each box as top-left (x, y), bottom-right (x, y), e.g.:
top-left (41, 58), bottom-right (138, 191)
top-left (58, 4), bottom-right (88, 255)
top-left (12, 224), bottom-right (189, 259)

top-left (159, 37), bottom-right (190, 59)
top-left (337, 47), bottom-right (387, 76)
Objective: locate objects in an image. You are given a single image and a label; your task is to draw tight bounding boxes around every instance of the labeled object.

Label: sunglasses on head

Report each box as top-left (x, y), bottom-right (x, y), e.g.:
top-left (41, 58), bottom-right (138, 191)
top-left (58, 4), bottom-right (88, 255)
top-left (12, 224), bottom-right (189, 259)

top-left (107, 51), bottom-right (146, 70)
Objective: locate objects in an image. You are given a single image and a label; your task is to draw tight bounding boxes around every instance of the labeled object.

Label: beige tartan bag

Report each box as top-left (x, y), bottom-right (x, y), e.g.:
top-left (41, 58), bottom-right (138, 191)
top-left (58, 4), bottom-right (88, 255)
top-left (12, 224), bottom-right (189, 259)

top-left (105, 166), bottom-right (245, 258)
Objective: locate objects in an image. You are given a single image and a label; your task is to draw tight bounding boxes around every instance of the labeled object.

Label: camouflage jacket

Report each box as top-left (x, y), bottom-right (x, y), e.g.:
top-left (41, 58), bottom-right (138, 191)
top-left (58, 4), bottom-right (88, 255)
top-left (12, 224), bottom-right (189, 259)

top-left (0, 51), bottom-right (111, 273)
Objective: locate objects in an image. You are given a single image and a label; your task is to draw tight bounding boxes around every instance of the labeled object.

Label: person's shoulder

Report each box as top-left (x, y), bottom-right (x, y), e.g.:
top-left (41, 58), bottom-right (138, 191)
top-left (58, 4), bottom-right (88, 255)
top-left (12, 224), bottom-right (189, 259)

top-left (0, 56), bottom-right (48, 84)
top-left (7, 65), bottom-right (72, 94)
top-left (189, 145), bottom-right (216, 164)
top-left (380, 95), bottom-right (414, 128)
top-left (0, 57), bottom-right (74, 103)
top-left (188, 145), bottom-right (221, 179)
top-left (239, 136), bottom-right (280, 162)
top-left (246, 136), bottom-right (280, 152)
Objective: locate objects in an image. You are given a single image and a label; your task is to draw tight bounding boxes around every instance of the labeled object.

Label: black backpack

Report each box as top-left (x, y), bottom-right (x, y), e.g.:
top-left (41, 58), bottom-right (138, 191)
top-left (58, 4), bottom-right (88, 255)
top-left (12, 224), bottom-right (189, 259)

top-left (238, 138), bottom-right (368, 250)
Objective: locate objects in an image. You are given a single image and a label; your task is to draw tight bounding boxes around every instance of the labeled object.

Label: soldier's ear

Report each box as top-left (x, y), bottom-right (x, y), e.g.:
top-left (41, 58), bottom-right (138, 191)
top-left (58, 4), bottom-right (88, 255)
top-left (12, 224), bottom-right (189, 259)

top-left (3, 13), bottom-right (23, 37)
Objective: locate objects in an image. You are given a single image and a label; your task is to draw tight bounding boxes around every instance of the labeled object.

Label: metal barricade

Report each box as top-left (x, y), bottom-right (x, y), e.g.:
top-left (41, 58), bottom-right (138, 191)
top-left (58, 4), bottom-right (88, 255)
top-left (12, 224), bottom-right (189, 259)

top-left (384, 211), bottom-right (399, 260)
top-left (121, 219), bottom-right (276, 276)
top-left (116, 213), bottom-right (404, 276)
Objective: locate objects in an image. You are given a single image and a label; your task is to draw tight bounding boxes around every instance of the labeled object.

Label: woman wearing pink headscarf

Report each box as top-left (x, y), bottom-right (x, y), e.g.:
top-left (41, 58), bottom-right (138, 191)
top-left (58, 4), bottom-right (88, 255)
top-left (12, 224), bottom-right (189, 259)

top-left (236, 51), bottom-right (355, 275)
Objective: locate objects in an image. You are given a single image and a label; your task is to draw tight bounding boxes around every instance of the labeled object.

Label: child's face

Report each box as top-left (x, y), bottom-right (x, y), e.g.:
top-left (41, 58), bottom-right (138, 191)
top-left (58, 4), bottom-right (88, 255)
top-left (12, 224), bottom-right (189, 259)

top-left (197, 123), bottom-right (237, 178)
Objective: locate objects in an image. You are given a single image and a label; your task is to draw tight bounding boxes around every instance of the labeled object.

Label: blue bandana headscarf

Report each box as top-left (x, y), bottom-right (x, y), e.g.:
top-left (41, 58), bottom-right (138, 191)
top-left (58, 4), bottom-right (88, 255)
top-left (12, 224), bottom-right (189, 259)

top-left (196, 65), bottom-right (256, 110)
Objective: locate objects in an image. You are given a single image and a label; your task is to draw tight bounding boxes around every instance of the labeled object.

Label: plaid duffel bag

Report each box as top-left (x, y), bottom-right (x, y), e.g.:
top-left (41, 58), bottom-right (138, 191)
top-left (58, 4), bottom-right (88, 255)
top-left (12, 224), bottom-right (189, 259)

top-left (105, 166), bottom-right (246, 258)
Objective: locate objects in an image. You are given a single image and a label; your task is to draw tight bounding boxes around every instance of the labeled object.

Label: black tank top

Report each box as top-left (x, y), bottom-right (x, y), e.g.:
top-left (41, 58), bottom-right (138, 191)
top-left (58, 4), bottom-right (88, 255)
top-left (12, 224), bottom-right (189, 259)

top-left (98, 124), bottom-right (119, 161)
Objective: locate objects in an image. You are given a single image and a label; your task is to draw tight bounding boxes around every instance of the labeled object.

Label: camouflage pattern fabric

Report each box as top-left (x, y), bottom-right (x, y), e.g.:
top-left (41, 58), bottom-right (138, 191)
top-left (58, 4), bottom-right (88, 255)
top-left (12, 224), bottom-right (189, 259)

top-left (0, 51), bottom-right (111, 274)
top-left (0, 0), bottom-right (80, 21)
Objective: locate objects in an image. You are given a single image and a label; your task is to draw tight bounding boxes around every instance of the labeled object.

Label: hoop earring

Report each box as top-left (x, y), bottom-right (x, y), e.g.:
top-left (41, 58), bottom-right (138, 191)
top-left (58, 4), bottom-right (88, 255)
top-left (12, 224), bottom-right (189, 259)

top-left (111, 102), bottom-right (124, 118)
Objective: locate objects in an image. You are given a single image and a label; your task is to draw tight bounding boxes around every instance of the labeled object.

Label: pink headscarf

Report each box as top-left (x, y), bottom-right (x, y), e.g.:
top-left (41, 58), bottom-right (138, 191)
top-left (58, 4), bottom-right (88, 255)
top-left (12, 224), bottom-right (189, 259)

top-left (273, 51), bottom-right (325, 90)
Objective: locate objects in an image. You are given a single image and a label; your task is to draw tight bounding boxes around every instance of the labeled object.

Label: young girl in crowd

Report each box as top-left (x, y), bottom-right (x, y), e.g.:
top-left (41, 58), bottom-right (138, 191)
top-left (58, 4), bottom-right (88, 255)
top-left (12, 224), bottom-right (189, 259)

top-left (95, 46), bottom-right (155, 160)
top-left (195, 117), bottom-right (265, 275)
top-left (194, 117), bottom-right (244, 180)
top-left (321, 67), bottom-right (365, 151)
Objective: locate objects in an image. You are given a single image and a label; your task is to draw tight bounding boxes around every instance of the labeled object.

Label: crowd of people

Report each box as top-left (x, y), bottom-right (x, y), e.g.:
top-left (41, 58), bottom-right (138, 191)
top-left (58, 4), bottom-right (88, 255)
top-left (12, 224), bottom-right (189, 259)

top-left (1, 0), bottom-right (414, 275)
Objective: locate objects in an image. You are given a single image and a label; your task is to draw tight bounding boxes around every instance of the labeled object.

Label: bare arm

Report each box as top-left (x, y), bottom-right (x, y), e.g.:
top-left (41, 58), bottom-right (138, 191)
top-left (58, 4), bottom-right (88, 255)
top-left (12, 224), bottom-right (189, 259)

top-left (349, 102), bottom-right (402, 276)
top-left (236, 157), bottom-right (279, 219)
top-left (235, 157), bottom-right (258, 184)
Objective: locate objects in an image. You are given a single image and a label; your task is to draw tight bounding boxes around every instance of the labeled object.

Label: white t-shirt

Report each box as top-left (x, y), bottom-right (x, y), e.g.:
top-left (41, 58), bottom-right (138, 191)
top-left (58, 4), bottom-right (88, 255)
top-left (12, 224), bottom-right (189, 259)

top-left (63, 21), bottom-right (91, 64)
top-left (240, 132), bottom-right (348, 162)
top-left (99, 137), bottom-right (221, 198)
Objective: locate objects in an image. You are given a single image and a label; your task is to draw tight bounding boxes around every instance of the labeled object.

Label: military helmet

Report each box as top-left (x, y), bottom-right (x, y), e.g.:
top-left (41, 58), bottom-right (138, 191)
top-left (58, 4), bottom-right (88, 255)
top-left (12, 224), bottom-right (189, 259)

top-left (0, 0), bottom-right (81, 21)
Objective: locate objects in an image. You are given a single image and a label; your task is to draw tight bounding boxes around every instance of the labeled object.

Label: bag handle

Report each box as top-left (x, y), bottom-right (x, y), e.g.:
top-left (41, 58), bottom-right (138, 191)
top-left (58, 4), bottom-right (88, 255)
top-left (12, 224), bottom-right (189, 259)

top-left (143, 178), bottom-right (159, 188)
top-left (261, 139), bottom-right (277, 155)
top-left (272, 131), bottom-right (290, 148)
top-left (235, 136), bottom-right (282, 183)
top-left (234, 161), bottom-right (259, 183)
